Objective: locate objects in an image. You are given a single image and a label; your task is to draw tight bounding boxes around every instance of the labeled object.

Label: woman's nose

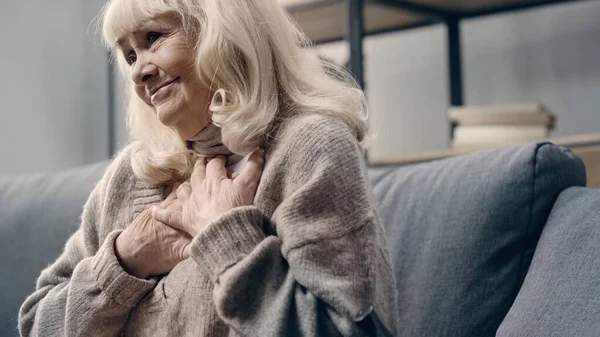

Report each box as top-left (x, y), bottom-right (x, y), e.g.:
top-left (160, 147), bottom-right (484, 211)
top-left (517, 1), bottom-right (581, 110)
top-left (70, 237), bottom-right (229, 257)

top-left (131, 55), bottom-right (158, 85)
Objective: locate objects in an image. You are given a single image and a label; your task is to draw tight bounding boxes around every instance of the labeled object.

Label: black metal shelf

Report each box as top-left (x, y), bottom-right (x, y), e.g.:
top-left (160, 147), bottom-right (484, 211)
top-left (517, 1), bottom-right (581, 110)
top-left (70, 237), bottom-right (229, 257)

top-left (286, 0), bottom-right (588, 107)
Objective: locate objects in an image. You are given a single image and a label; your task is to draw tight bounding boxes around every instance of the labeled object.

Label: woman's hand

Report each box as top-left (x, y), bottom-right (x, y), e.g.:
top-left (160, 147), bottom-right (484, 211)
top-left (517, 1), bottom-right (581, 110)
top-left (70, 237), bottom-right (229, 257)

top-left (114, 185), bottom-right (192, 279)
top-left (152, 148), bottom-right (265, 238)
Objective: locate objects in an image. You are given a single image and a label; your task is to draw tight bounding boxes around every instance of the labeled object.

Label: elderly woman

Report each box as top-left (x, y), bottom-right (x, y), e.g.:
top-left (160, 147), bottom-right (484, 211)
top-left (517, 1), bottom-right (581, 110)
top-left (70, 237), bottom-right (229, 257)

top-left (19, 0), bottom-right (398, 336)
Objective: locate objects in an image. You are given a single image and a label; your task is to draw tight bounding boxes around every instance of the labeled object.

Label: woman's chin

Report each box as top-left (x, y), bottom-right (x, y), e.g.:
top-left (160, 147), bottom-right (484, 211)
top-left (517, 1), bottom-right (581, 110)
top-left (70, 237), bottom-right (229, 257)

top-left (156, 107), bottom-right (179, 127)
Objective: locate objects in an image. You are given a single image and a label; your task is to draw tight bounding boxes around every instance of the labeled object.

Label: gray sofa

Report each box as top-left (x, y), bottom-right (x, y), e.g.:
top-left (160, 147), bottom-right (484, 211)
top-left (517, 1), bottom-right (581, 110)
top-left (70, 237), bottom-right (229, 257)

top-left (1, 142), bottom-right (598, 337)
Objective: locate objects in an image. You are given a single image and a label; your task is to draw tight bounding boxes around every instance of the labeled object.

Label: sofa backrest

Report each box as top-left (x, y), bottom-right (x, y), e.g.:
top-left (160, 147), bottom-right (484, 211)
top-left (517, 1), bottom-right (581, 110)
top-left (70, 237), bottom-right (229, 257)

top-left (369, 142), bottom-right (586, 337)
top-left (0, 142), bottom-right (587, 337)
top-left (0, 162), bottom-right (108, 336)
top-left (496, 186), bottom-right (600, 336)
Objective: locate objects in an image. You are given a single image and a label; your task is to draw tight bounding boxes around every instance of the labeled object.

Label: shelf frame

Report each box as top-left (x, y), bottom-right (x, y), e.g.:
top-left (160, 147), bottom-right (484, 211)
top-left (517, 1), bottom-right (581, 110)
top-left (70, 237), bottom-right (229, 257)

top-left (287, 0), bottom-right (586, 109)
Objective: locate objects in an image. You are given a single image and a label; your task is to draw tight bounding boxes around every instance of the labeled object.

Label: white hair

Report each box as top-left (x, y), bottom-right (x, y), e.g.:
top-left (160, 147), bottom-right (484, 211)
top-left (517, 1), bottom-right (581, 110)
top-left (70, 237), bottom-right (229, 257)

top-left (100, 0), bottom-right (368, 185)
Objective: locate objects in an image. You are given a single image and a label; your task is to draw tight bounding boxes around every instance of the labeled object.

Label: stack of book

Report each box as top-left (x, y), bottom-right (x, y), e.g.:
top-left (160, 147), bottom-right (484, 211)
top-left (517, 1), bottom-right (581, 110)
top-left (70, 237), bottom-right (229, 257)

top-left (450, 104), bottom-right (556, 151)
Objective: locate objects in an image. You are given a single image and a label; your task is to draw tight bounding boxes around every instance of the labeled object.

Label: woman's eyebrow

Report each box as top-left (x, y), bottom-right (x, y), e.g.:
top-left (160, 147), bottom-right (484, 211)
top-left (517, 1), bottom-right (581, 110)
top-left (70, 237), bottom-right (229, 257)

top-left (112, 16), bottom-right (170, 49)
top-left (114, 39), bottom-right (125, 50)
top-left (114, 30), bottom-right (143, 50)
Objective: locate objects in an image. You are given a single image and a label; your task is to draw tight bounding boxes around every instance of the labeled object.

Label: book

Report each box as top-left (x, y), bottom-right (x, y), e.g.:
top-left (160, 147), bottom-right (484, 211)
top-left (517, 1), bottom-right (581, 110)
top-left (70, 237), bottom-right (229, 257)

top-left (452, 125), bottom-right (549, 150)
top-left (449, 103), bottom-right (555, 128)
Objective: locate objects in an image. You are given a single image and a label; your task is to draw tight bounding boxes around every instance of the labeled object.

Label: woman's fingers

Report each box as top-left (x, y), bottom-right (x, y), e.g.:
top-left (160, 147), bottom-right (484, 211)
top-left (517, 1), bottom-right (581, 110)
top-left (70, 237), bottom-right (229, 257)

top-left (162, 182), bottom-right (181, 204)
top-left (206, 155), bottom-right (227, 180)
top-left (236, 148), bottom-right (265, 190)
top-left (176, 181), bottom-right (192, 203)
top-left (151, 205), bottom-right (184, 231)
top-left (191, 158), bottom-right (207, 187)
top-left (183, 243), bottom-right (192, 259)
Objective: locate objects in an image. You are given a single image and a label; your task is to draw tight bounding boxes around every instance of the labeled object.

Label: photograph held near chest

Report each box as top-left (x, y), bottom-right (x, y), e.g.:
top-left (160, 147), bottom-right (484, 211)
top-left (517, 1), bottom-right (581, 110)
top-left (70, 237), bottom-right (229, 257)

top-left (1, 0), bottom-right (599, 336)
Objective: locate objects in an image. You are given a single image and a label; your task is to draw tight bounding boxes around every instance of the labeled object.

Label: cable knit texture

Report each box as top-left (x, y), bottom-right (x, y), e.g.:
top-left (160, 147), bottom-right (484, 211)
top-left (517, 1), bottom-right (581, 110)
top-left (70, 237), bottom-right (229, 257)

top-left (18, 114), bottom-right (399, 337)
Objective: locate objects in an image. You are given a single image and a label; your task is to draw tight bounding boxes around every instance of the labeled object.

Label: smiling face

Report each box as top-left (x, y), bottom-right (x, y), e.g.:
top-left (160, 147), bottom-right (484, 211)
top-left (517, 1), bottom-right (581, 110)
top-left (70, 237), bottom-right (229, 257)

top-left (116, 14), bottom-right (212, 140)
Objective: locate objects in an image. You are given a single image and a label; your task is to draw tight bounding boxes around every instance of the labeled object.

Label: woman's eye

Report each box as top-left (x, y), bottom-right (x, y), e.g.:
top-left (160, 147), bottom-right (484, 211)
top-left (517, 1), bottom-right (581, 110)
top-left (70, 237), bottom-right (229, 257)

top-left (147, 32), bottom-right (162, 43)
top-left (127, 52), bottom-right (137, 65)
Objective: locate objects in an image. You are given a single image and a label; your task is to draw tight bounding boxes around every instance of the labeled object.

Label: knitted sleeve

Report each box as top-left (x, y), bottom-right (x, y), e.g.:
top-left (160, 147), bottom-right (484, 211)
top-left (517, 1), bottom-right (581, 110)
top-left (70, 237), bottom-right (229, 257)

top-left (190, 115), bottom-right (399, 336)
top-left (18, 148), bottom-right (156, 337)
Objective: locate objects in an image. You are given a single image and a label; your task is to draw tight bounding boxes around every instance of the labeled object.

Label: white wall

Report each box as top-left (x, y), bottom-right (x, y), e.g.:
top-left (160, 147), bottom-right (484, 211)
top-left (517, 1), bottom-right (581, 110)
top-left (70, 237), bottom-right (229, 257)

top-left (316, 0), bottom-right (600, 162)
top-left (0, 0), bottom-right (109, 175)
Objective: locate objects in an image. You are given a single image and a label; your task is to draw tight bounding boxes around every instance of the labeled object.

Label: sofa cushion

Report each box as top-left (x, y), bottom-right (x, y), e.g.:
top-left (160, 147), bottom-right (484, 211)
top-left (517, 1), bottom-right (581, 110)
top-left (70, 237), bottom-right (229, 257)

top-left (0, 162), bottom-right (108, 336)
top-left (496, 187), bottom-right (600, 337)
top-left (369, 142), bottom-right (586, 337)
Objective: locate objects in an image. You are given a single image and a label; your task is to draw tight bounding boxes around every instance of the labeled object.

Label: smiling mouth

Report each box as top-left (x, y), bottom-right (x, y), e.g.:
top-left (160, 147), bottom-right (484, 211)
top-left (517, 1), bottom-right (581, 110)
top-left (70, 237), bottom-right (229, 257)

top-left (150, 78), bottom-right (179, 104)
top-left (150, 78), bottom-right (178, 96)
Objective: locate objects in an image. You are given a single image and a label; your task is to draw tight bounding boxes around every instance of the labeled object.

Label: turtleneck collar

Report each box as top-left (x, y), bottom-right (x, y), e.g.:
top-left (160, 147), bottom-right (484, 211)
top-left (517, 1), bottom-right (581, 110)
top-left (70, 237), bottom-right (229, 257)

top-left (187, 123), bottom-right (244, 167)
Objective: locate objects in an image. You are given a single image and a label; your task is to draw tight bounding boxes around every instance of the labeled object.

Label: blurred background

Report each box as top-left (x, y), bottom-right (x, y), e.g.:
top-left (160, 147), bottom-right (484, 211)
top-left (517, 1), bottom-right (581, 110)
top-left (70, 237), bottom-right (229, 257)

top-left (1, 0), bottom-right (599, 175)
